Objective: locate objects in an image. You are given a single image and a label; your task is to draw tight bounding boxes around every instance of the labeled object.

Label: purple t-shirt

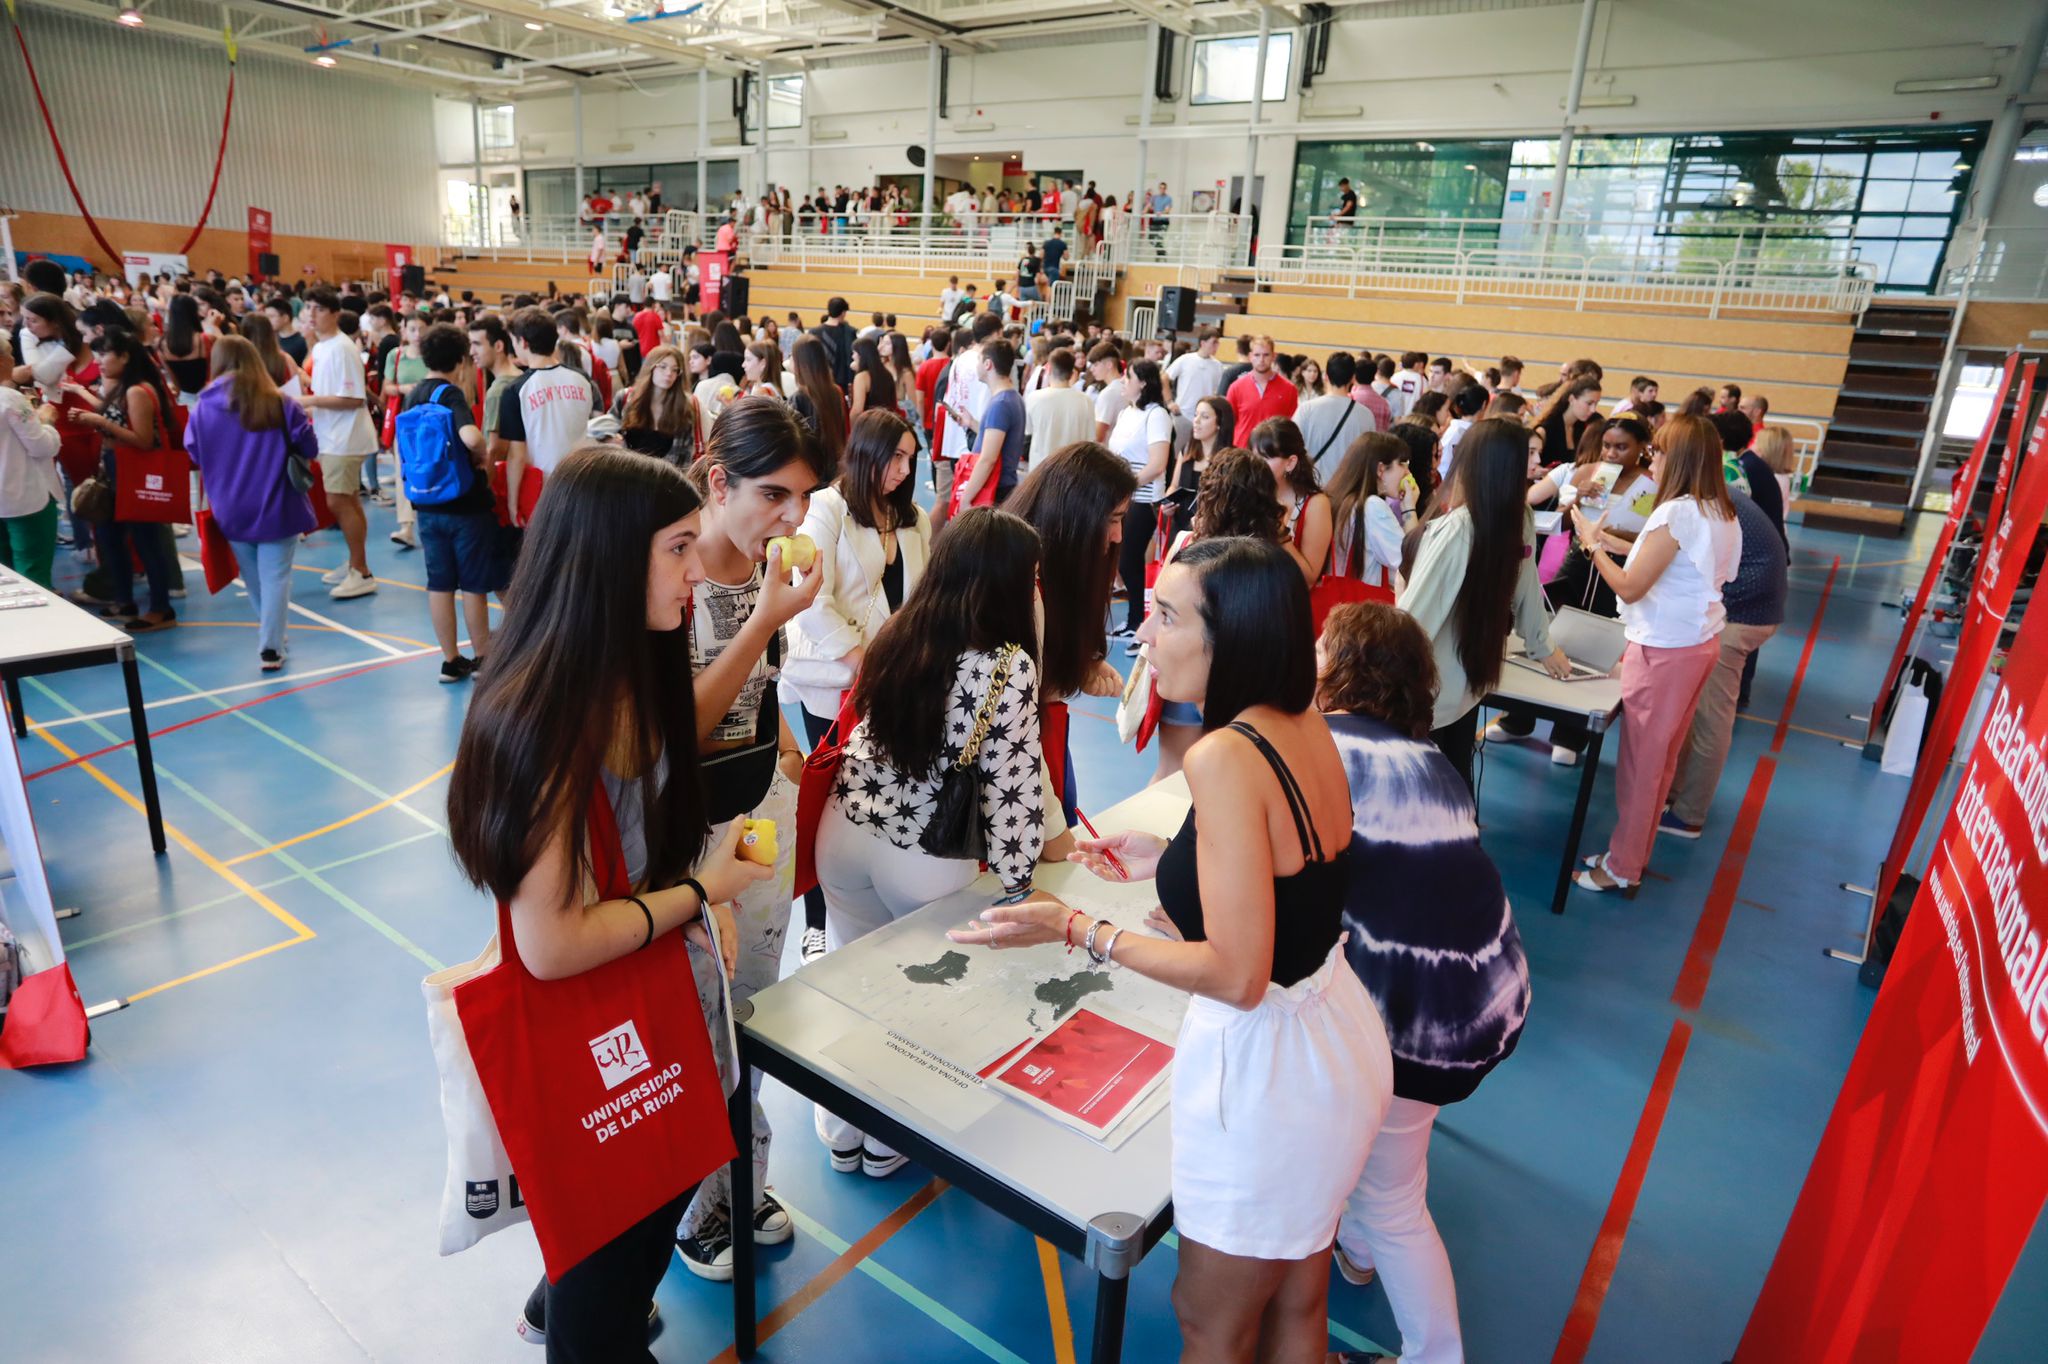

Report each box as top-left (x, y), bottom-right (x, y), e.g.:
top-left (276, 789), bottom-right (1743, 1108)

top-left (183, 378), bottom-right (321, 544)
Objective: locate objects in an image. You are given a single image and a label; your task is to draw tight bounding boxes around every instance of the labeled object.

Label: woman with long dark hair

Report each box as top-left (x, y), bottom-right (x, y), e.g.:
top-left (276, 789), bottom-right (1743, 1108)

top-left (1397, 418), bottom-right (1570, 787)
top-left (676, 395), bottom-right (825, 1276)
top-left (849, 335), bottom-right (897, 418)
top-left (185, 336), bottom-right (319, 670)
top-left (813, 507), bottom-right (1046, 1169)
top-left (954, 535), bottom-right (1390, 1364)
top-left (74, 328), bottom-right (180, 630)
top-left (1006, 442), bottom-right (1138, 821)
top-left (616, 344), bottom-right (699, 462)
top-left (1570, 415), bottom-right (1740, 894)
top-left (1324, 430), bottom-right (1415, 591)
top-left (1162, 392), bottom-right (1232, 540)
top-left (741, 340), bottom-right (785, 401)
top-left (784, 410), bottom-right (933, 961)
top-left (1532, 374), bottom-right (1602, 471)
top-left (1250, 417), bottom-right (1333, 588)
top-left (447, 447), bottom-right (773, 1360)
top-left (885, 332), bottom-right (924, 449)
top-left (789, 333), bottom-right (848, 480)
top-left (158, 294), bottom-right (211, 404)
top-left (235, 311), bottom-right (304, 396)
top-left (1105, 357), bottom-right (1172, 640)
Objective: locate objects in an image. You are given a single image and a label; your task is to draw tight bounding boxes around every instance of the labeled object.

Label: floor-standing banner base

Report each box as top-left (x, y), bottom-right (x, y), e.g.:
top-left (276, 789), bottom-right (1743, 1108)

top-left (0, 694), bottom-right (87, 1068)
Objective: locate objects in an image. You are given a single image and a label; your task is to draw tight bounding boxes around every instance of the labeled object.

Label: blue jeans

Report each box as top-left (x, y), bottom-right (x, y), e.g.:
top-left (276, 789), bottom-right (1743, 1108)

top-left (229, 537), bottom-right (298, 654)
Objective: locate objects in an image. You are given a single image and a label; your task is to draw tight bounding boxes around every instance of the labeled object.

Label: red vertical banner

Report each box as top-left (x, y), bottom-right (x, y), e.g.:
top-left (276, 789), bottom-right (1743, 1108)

top-left (386, 243), bottom-right (413, 286)
top-left (1866, 352), bottom-right (2018, 747)
top-left (699, 250), bottom-right (729, 314)
top-left (1982, 360), bottom-right (2038, 544)
top-left (246, 205), bottom-right (273, 281)
top-left (1738, 439), bottom-right (2048, 1357)
top-left (1876, 405), bottom-right (2048, 915)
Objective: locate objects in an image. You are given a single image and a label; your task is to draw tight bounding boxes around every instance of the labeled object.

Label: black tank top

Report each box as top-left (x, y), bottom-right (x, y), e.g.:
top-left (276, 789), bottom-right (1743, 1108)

top-left (1156, 721), bottom-right (1350, 987)
top-left (164, 349), bottom-right (209, 396)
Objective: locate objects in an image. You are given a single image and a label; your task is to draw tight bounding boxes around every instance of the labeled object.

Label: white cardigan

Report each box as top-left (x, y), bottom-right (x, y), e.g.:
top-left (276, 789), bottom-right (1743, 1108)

top-left (780, 486), bottom-right (932, 719)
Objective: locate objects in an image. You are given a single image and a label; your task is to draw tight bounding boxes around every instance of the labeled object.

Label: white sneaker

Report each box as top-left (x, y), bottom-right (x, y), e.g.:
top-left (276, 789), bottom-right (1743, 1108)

top-left (861, 1144), bottom-right (908, 1179)
top-left (800, 926), bottom-right (828, 964)
top-left (1334, 1243), bottom-right (1378, 1286)
top-left (320, 564), bottom-right (350, 585)
top-left (391, 525), bottom-right (417, 550)
top-left (1550, 745), bottom-right (1579, 766)
top-left (329, 568), bottom-right (377, 600)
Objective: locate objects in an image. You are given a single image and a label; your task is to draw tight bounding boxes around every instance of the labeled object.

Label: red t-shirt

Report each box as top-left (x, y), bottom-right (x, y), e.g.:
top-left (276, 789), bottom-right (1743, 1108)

top-left (633, 307), bottom-right (664, 358)
top-left (915, 354), bottom-right (950, 441)
top-left (1228, 369), bottom-right (1299, 438)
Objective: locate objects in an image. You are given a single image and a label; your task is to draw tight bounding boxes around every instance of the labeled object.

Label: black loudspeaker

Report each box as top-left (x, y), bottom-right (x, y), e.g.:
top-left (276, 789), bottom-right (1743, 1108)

top-left (257, 252), bottom-right (280, 276)
top-left (721, 272), bottom-right (750, 316)
top-left (1158, 285), bottom-right (1197, 332)
top-left (400, 263), bottom-right (426, 295)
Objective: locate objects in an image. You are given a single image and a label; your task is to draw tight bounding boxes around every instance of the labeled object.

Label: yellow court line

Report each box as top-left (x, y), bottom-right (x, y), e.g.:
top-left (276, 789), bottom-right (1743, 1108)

top-left (223, 760), bottom-right (456, 867)
top-left (1734, 712), bottom-right (1861, 745)
top-left (29, 726), bottom-right (316, 1001)
top-left (1035, 1236), bottom-right (1079, 1364)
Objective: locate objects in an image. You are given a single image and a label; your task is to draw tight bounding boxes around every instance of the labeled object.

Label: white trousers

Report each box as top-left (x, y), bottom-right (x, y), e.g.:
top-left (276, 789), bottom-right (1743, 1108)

top-left (1335, 1096), bottom-right (1464, 1364)
top-left (812, 796), bottom-right (978, 1155)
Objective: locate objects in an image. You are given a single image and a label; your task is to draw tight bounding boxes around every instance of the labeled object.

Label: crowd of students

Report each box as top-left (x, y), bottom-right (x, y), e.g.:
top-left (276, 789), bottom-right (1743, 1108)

top-left (0, 251), bottom-right (1796, 1362)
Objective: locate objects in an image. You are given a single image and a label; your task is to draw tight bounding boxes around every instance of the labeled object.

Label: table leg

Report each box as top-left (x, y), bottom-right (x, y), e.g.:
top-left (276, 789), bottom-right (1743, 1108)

top-left (4, 674), bottom-right (23, 739)
top-left (1089, 1267), bottom-right (1130, 1364)
top-left (1553, 726), bottom-right (1606, 915)
top-left (120, 649), bottom-right (166, 856)
top-left (729, 1041), bottom-right (757, 1359)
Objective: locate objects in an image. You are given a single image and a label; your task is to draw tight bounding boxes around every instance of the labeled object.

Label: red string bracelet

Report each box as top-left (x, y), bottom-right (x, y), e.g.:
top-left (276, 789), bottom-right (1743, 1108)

top-left (1063, 908), bottom-right (1086, 952)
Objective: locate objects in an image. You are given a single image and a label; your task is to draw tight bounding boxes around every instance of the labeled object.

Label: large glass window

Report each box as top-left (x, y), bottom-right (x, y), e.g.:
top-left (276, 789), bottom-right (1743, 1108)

top-left (1287, 124), bottom-right (1985, 292)
top-left (480, 104), bottom-right (516, 157)
top-left (744, 74), bottom-right (803, 133)
top-left (524, 161), bottom-right (737, 218)
top-left (1192, 32), bottom-right (1292, 105)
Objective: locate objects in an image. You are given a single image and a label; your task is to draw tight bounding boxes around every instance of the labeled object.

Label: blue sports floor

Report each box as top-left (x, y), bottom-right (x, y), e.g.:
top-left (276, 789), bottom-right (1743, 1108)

top-left (3, 488), bottom-right (2044, 1363)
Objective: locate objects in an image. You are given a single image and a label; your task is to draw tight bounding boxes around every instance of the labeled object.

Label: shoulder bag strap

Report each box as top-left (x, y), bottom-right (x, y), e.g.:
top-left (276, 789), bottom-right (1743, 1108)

top-left (954, 646), bottom-right (1017, 771)
top-left (1311, 401), bottom-right (1356, 467)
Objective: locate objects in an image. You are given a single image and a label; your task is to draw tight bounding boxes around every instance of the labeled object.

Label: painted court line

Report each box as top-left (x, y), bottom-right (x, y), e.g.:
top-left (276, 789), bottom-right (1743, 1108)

top-left (22, 647), bottom-right (440, 732)
top-left (1551, 554), bottom-right (1839, 1360)
top-left (1035, 1236), bottom-right (1079, 1364)
top-left (286, 599), bottom-right (409, 657)
top-left (224, 761), bottom-right (455, 866)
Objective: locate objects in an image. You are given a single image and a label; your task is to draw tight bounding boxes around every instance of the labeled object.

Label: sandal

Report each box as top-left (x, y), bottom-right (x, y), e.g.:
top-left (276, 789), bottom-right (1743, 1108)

top-left (1573, 852), bottom-right (1637, 897)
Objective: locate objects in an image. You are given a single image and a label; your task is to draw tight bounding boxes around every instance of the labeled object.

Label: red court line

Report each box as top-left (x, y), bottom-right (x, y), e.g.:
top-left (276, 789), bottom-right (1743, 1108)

top-left (1552, 1021), bottom-right (1693, 1364)
top-left (24, 652), bottom-right (425, 781)
top-left (1552, 552), bottom-right (1840, 1357)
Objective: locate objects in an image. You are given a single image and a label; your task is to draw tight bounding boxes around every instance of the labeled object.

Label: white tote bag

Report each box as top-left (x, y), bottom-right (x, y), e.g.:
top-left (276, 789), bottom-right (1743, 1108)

top-left (423, 934), bottom-right (530, 1255)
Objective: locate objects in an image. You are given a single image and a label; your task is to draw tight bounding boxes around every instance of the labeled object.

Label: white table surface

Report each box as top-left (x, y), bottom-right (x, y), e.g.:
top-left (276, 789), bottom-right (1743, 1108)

top-left (745, 774), bottom-right (1195, 1235)
top-left (1492, 633), bottom-right (1624, 732)
top-left (0, 568), bottom-right (133, 669)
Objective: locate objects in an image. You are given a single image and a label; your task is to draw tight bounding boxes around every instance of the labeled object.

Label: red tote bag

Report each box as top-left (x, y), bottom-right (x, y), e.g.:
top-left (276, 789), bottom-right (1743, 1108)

top-left (306, 460), bottom-right (338, 531)
top-left (794, 689), bottom-right (859, 900)
top-left (195, 507), bottom-right (240, 594)
top-left (490, 461), bottom-right (545, 527)
top-left (453, 783), bottom-right (736, 1282)
top-left (114, 400), bottom-right (193, 524)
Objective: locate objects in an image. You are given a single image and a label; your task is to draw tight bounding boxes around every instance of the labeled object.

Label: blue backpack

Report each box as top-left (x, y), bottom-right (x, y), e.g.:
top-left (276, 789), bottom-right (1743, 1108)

top-left (394, 383), bottom-right (474, 508)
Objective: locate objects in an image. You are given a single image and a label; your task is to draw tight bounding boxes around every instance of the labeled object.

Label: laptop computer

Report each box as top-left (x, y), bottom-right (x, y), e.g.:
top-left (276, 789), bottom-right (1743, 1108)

top-left (1505, 606), bottom-right (1626, 683)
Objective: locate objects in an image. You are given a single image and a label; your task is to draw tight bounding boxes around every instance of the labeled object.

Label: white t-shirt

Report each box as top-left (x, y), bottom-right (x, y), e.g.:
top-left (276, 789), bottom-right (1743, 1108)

top-left (691, 567), bottom-right (775, 744)
top-left (941, 347), bottom-right (987, 462)
top-left (648, 270), bottom-right (674, 301)
top-left (1166, 352), bottom-right (1224, 409)
top-left (1620, 497), bottom-right (1742, 648)
top-left (1025, 386), bottom-right (1097, 465)
top-left (1092, 382), bottom-right (1129, 435)
top-left (307, 334), bottom-right (377, 457)
top-left (938, 287), bottom-right (961, 320)
top-left (695, 373), bottom-right (742, 423)
top-left (1437, 417), bottom-right (1474, 479)
top-left (1109, 403), bottom-right (1172, 504)
top-left (501, 364), bottom-right (597, 475)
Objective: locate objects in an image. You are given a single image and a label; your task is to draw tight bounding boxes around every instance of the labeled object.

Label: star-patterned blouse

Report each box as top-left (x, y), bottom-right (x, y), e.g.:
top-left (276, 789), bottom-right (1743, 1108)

top-left (834, 646), bottom-right (1045, 894)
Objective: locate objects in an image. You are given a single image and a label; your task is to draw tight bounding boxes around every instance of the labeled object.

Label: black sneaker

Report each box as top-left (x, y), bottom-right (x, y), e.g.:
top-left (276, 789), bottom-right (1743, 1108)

top-left (439, 655), bottom-right (477, 684)
top-left (259, 648), bottom-right (285, 673)
top-left (1108, 623), bottom-right (1136, 639)
top-left (800, 926), bottom-right (829, 964)
top-left (516, 1285), bottom-right (659, 1345)
top-left (677, 1217), bottom-right (735, 1281)
top-left (754, 1191), bottom-right (794, 1246)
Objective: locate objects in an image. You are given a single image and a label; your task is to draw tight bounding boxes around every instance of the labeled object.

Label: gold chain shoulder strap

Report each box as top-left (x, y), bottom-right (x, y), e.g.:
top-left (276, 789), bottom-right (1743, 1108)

top-left (954, 645), bottom-right (1018, 771)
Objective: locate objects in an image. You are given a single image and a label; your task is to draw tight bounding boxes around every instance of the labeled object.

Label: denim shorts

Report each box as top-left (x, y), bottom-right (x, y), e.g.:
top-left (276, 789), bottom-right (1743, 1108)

top-left (417, 508), bottom-right (504, 594)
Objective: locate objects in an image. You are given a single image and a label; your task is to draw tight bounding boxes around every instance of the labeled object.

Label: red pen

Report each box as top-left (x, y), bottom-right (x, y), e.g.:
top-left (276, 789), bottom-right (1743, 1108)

top-left (1075, 809), bottom-right (1128, 881)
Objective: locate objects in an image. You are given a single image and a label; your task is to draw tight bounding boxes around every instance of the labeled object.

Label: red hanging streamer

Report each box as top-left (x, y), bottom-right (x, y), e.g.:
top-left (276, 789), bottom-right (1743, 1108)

top-left (8, 11), bottom-right (237, 270)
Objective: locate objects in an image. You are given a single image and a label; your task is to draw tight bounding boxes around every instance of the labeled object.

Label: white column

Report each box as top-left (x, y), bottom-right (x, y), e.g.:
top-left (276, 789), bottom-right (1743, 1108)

top-left (471, 97), bottom-right (486, 247)
top-left (572, 83), bottom-right (585, 210)
top-left (1963, 7), bottom-right (2048, 238)
top-left (1542, 0), bottom-right (1599, 257)
top-left (697, 68), bottom-right (710, 217)
top-left (922, 41), bottom-right (940, 249)
top-left (1135, 21), bottom-right (1159, 208)
top-left (756, 63), bottom-right (771, 202)
top-left (1242, 9), bottom-right (1270, 221)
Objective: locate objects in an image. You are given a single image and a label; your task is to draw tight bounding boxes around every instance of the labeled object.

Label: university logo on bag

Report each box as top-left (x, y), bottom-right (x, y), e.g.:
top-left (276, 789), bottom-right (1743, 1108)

top-left (145, 474), bottom-right (164, 492)
top-left (589, 1020), bottom-right (651, 1089)
top-left (465, 1179), bottom-right (500, 1218)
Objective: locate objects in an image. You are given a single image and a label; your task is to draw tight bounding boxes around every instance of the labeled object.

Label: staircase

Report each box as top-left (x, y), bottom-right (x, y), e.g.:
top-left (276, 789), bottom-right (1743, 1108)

top-left (1194, 271), bottom-right (1255, 331)
top-left (1798, 300), bottom-right (1954, 536)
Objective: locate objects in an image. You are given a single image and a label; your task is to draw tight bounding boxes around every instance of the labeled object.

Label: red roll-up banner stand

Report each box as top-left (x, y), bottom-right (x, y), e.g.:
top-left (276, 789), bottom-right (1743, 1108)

top-left (1865, 352), bottom-right (2019, 749)
top-left (247, 205), bottom-right (272, 281)
top-left (1738, 416), bottom-right (2048, 1361)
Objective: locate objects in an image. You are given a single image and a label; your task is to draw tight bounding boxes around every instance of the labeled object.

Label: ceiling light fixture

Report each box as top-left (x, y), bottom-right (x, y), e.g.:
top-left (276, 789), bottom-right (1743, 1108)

top-left (116, 6), bottom-right (144, 24)
top-left (314, 53), bottom-right (336, 66)
top-left (524, 19), bottom-right (544, 30)
top-left (1894, 75), bottom-right (1998, 94)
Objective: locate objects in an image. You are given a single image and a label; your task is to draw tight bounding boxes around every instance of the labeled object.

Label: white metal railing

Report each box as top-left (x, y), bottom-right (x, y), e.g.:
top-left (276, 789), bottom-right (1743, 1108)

top-left (1255, 242), bottom-right (1873, 319)
top-left (1939, 227), bottom-right (2048, 301)
top-left (736, 211), bottom-right (1251, 275)
top-left (439, 211), bottom-right (702, 264)
top-left (1298, 213), bottom-right (1862, 274)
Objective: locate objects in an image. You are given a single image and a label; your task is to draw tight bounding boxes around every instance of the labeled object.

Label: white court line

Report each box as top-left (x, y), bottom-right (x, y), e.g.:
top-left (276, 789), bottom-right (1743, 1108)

top-left (28, 648), bottom-right (439, 731)
top-left (285, 599), bottom-right (409, 657)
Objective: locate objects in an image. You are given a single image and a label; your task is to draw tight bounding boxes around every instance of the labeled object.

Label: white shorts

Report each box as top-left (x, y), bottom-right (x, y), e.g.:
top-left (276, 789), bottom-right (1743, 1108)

top-left (1170, 939), bottom-right (1392, 1260)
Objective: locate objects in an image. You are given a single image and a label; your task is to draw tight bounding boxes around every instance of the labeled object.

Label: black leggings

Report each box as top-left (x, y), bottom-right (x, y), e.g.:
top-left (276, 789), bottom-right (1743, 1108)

top-left (1117, 502), bottom-right (1160, 632)
top-left (528, 1185), bottom-right (693, 1364)
top-left (801, 707), bottom-right (834, 935)
top-left (1431, 711), bottom-right (1477, 793)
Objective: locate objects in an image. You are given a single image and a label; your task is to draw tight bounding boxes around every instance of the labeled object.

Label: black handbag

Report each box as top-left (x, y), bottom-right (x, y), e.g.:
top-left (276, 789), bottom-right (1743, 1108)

top-left (918, 645), bottom-right (1017, 861)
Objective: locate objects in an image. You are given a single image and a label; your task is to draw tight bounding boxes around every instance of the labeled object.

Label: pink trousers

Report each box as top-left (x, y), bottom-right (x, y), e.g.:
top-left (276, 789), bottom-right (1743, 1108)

top-left (1605, 636), bottom-right (1721, 883)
